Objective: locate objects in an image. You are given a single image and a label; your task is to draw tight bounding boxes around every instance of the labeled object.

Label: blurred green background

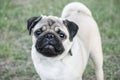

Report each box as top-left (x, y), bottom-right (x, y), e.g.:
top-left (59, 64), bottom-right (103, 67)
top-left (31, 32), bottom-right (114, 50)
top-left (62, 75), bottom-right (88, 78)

top-left (0, 0), bottom-right (120, 80)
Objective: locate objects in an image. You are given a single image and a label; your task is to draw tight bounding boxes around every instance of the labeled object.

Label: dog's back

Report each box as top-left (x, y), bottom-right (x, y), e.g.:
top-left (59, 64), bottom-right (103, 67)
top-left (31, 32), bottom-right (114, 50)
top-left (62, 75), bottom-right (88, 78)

top-left (61, 2), bottom-right (100, 52)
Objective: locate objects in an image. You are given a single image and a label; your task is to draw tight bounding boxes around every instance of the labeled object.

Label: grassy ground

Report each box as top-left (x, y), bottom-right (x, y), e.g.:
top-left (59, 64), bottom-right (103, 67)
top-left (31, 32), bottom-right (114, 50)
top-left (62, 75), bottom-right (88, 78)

top-left (0, 0), bottom-right (120, 80)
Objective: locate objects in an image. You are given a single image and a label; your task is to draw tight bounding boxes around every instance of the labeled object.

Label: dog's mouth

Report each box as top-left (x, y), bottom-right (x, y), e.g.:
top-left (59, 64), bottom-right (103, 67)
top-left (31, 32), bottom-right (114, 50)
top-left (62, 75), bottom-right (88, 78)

top-left (39, 44), bottom-right (60, 56)
top-left (35, 33), bottom-right (64, 57)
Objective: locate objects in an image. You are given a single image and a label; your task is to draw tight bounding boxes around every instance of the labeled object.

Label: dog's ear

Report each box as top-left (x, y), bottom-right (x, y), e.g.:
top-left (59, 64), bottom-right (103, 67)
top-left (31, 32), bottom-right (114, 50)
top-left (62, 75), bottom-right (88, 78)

top-left (27, 16), bottom-right (42, 35)
top-left (63, 20), bottom-right (79, 41)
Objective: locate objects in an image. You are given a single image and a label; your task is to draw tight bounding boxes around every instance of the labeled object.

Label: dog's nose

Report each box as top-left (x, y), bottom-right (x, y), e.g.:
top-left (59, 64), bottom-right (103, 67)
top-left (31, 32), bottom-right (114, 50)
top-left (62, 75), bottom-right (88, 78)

top-left (45, 33), bottom-right (55, 39)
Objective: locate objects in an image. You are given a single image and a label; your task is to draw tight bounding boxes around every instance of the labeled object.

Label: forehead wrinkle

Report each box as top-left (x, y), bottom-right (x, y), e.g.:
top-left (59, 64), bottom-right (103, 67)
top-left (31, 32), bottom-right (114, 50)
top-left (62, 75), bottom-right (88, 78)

top-left (47, 19), bottom-right (55, 27)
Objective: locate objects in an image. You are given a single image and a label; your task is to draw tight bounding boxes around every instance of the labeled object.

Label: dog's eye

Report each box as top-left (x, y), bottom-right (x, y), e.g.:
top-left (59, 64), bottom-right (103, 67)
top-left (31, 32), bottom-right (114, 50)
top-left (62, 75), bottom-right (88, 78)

top-left (34, 30), bottom-right (42, 37)
top-left (59, 32), bottom-right (65, 39)
top-left (56, 29), bottom-right (66, 39)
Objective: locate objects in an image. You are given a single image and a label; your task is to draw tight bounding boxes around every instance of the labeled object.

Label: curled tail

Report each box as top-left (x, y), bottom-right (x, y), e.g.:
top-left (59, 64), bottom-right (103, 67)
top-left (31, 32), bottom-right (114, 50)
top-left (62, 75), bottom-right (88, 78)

top-left (61, 2), bottom-right (92, 18)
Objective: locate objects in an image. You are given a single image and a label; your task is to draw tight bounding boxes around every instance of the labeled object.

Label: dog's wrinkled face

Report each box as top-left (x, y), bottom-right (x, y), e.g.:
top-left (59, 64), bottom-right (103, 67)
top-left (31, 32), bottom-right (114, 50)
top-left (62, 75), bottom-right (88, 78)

top-left (27, 16), bottom-right (78, 58)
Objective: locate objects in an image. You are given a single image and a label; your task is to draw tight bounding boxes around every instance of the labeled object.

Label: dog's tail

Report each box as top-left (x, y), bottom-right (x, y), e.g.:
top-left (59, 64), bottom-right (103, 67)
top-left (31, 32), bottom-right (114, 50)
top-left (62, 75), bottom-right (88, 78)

top-left (61, 2), bottom-right (92, 18)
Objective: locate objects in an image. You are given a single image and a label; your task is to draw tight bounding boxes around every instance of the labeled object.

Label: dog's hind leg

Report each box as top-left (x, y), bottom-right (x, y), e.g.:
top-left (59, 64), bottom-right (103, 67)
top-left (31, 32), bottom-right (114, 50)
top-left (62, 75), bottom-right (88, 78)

top-left (90, 41), bottom-right (104, 80)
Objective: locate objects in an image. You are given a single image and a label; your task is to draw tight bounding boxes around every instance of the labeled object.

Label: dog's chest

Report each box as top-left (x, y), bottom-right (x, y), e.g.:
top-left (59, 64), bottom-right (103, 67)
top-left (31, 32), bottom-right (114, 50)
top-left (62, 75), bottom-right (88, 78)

top-left (34, 60), bottom-right (78, 80)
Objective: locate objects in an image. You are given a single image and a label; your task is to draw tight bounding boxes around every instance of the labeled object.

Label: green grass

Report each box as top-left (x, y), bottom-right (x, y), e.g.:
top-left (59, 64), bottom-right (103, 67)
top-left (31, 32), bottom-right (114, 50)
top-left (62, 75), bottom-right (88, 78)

top-left (0, 0), bottom-right (120, 80)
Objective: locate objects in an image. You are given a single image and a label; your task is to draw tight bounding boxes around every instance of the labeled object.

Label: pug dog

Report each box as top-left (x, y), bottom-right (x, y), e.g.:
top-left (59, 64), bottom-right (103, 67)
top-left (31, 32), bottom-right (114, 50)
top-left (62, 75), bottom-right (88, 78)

top-left (27, 2), bottom-right (104, 80)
